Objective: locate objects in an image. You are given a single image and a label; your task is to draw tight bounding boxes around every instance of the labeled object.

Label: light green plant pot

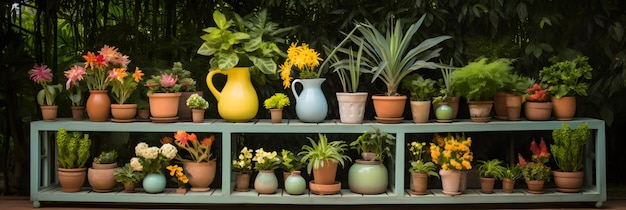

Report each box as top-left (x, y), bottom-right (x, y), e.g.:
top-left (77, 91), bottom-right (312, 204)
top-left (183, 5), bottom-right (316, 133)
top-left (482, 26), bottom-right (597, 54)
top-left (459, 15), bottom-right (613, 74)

top-left (348, 160), bottom-right (388, 194)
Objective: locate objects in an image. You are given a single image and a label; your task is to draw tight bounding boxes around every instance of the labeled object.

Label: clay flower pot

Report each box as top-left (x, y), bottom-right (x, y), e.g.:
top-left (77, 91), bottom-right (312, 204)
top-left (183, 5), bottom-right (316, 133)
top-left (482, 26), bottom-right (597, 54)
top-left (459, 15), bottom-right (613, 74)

top-left (410, 101), bottom-right (431, 123)
top-left (71, 106), bottom-right (85, 121)
top-left (40, 105), bottom-right (58, 121)
top-left (235, 173), bottom-right (251, 192)
top-left (502, 178), bottom-right (516, 193)
top-left (553, 170), bottom-right (584, 193)
top-left (58, 168), bottom-right (87, 192)
top-left (88, 163), bottom-right (118, 192)
top-left (147, 92), bottom-right (182, 120)
top-left (336, 92), bottom-right (368, 124)
top-left (191, 109), bottom-right (205, 123)
top-left (372, 95), bottom-right (407, 123)
top-left (439, 169), bottom-right (461, 195)
top-left (526, 180), bottom-right (545, 194)
top-left (312, 160), bottom-right (338, 185)
top-left (86, 90), bottom-right (111, 122)
top-left (552, 96), bottom-right (576, 120)
top-left (479, 177), bottom-right (496, 194)
top-left (525, 102), bottom-right (553, 121)
top-left (410, 172), bottom-right (429, 195)
top-left (467, 101), bottom-right (493, 122)
top-left (111, 104), bottom-right (137, 121)
top-left (270, 109), bottom-right (283, 124)
top-left (183, 161), bottom-right (216, 192)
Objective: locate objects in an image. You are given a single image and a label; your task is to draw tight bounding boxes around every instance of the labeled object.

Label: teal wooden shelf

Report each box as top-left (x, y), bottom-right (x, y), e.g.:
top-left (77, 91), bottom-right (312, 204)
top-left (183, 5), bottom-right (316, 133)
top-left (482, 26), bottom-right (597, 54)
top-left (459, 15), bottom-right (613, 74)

top-left (29, 118), bottom-right (606, 208)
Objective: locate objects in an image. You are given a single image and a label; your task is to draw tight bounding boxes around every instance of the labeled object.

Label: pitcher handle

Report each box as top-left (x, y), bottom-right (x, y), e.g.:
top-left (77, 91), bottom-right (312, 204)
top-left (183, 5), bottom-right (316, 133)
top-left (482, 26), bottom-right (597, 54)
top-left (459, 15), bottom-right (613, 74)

top-left (291, 79), bottom-right (303, 102)
top-left (206, 69), bottom-right (224, 102)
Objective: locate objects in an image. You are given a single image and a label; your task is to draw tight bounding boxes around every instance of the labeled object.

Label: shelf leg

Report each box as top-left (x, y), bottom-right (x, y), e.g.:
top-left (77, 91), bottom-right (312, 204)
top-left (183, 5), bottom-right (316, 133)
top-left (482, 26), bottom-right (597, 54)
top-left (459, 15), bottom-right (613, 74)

top-left (595, 201), bottom-right (603, 208)
top-left (33, 201), bottom-right (41, 208)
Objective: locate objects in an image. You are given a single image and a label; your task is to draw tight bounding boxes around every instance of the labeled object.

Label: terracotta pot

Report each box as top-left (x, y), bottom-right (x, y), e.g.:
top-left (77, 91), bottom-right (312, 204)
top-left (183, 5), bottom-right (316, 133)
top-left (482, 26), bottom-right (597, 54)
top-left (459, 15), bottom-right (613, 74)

top-left (137, 109), bottom-right (150, 120)
top-left (467, 101), bottom-right (493, 122)
top-left (309, 180), bottom-right (341, 195)
top-left (71, 106), bottom-right (85, 121)
top-left (183, 161), bottom-right (217, 192)
top-left (179, 91), bottom-right (203, 122)
top-left (176, 188), bottom-right (187, 194)
top-left (58, 168), bottom-right (87, 192)
top-left (235, 173), bottom-right (251, 192)
top-left (40, 105), bottom-right (58, 121)
top-left (270, 109), bottom-right (283, 124)
top-left (410, 101), bottom-right (431, 123)
top-left (111, 104), bottom-right (137, 120)
top-left (502, 178), bottom-right (516, 193)
top-left (123, 182), bottom-right (136, 193)
top-left (312, 159), bottom-right (338, 185)
top-left (147, 92), bottom-right (182, 118)
top-left (505, 94), bottom-right (523, 121)
top-left (479, 177), bottom-right (496, 194)
top-left (494, 92), bottom-right (509, 120)
top-left (86, 90), bottom-right (111, 122)
top-left (371, 95), bottom-right (407, 121)
top-left (439, 169), bottom-right (461, 195)
top-left (552, 96), bottom-right (576, 120)
top-left (410, 172), bottom-right (429, 195)
top-left (191, 109), bottom-right (205, 123)
top-left (360, 152), bottom-right (376, 161)
top-left (524, 102), bottom-right (553, 121)
top-left (88, 163), bottom-right (118, 192)
top-left (336, 92), bottom-right (368, 124)
top-left (553, 170), bottom-right (584, 193)
top-left (526, 180), bottom-right (545, 194)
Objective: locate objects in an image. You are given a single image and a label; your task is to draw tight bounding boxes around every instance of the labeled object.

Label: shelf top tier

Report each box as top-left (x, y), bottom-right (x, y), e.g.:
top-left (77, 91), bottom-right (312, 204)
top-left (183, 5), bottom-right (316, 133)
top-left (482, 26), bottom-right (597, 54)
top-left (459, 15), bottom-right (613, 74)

top-left (31, 118), bottom-right (604, 133)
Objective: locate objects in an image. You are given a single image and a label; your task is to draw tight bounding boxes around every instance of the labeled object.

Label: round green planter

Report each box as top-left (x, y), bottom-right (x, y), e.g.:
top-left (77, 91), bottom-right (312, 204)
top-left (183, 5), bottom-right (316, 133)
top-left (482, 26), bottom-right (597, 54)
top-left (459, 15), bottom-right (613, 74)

top-left (348, 160), bottom-right (388, 194)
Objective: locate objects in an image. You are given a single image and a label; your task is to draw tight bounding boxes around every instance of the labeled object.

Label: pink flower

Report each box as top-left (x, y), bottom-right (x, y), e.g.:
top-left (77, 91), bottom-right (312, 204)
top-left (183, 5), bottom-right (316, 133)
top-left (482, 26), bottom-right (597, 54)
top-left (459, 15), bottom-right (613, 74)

top-left (160, 73), bottom-right (178, 88)
top-left (29, 64), bottom-right (53, 84)
top-left (518, 154), bottom-right (527, 166)
top-left (144, 83), bottom-right (156, 88)
top-left (530, 140), bottom-right (539, 156)
top-left (64, 65), bottom-right (86, 89)
top-left (98, 45), bottom-right (119, 63)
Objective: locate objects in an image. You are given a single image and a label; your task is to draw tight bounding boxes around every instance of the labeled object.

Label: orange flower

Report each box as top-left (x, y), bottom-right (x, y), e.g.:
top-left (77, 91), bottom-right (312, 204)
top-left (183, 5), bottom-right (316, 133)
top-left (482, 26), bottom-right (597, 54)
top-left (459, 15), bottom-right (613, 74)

top-left (132, 67), bottom-right (144, 82)
top-left (188, 133), bottom-right (197, 142)
top-left (174, 130), bottom-right (189, 146)
top-left (160, 136), bottom-right (173, 144)
top-left (201, 135), bottom-right (215, 147)
top-left (83, 52), bottom-right (98, 70)
top-left (109, 68), bottom-right (128, 83)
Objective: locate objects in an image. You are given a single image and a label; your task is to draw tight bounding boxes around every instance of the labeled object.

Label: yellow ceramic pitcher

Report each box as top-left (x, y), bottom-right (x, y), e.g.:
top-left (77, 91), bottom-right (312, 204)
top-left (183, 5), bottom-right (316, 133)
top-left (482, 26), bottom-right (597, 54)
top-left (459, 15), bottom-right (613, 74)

top-left (206, 67), bottom-right (258, 122)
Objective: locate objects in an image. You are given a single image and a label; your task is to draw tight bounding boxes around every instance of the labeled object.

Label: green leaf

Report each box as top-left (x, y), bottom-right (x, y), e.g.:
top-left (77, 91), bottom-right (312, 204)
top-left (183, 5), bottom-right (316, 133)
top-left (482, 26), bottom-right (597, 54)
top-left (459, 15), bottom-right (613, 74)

top-left (213, 11), bottom-right (228, 29)
top-left (197, 42), bottom-right (217, 56)
top-left (539, 17), bottom-right (552, 29)
top-left (249, 56), bottom-right (277, 75)
top-left (609, 22), bottom-right (624, 42)
top-left (243, 36), bottom-right (262, 52)
top-left (538, 43), bottom-right (553, 52)
top-left (218, 51), bottom-right (239, 70)
top-left (517, 2), bottom-right (527, 23)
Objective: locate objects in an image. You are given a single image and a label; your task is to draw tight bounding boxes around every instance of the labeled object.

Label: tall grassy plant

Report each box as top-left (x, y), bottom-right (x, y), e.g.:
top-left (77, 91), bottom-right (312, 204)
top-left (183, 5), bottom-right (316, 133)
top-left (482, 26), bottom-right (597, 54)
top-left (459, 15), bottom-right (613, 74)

top-left (299, 134), bottom-right (351, 174)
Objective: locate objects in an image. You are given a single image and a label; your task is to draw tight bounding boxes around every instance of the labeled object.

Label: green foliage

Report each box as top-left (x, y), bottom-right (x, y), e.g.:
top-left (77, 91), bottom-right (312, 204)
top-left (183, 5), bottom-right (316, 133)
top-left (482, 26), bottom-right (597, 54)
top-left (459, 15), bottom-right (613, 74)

top-left (402, 74), bottom-right (437, 101)
top-left (521, 162), bottom-right (551, 182)
top-left (539, 56), bottom-right (593, 98)
top-left (169, 62), bottom-right (197, 92)
top-left (94, 150), bottom-right (118, 164)
top-left (67, 84), bottom-right (86, 106)
top-left (355, 15), bottom-right (451, 96)
top-left (350, 127), bottom-right (395, 161)
top-left (280, 149), bottom-right (304, 172)
top-left (451, 58), bottom-right (514, 101)
top-left (263, 93), bottom-right (290, 109)
top-left (299, 134), bottom-right (351, 174)
top-left (56, 128), bottom-right (91, 169)
top-left (37, 84), bottom-right (63, 106)
top-left (197, 9), bottom-right (293, 75)
top-left (503, 165), bottom-right (522, 180)
top-left (504, 74), bottom-right (535, 95)
top-left (186, 93), bottom-right (209, 110)
top-left (114, 163), bottom-right (145, 184)
top-left (409, 160), bottom-right (439, 178)
top-left (328, 40), bottom-right (369, 93)
top-left (550, 122), bottom-right (591, 172)
top-left (477, 159), bottom-right (507, 179)
top-left (109, 74), bottom-right (139, 104)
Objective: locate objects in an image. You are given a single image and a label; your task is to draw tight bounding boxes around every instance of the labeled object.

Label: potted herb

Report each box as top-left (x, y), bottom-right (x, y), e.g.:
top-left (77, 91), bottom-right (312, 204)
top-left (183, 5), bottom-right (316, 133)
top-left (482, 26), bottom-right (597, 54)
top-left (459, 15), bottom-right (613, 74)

top-left (199, 10), bottom-right (292, 122)
top-left (114, 163), bottom-right (145, 193)
top-left (108, 67), bottom-right (144, 122)
top-left (29, 64), bottom-right (62, 121)
top-left (407, 141), bottom-right (439, 195)
top-left (299, 133), bottom-right (351, 195)
top-left (328, 40), bottom-right (370, 124)
top-left (280, 149), bottom-right (306, 195)
top-left (519, 138), bottom-right (551, 194)
top-left (496, 73), bottom-right (534, 121)
top-left (550, 122), bottom-right (590, 193)
top-left (539, 55), bottom-right (593, 120)
top-left (172, 131), bottom-right (216, 192)
top-left (136, 99), bottom-right (150, 121)
top-left (56, 128), bottom-right (91, 192)
top-left (88, 150), bottom-right (119, 192)
top-left (451, 58), bottom-right (513, 122)
top-left (402, 74), bottom-right (437, 123)
top-left (233, 146), bottom-right (254, 192)
top-left (502, 164), bottom-right (522, 193)
top-left (477, 159), bottom-right (507, 194)
top-left (348, 127), bottom-right (395, 194)
top-left (432, 59), bottom-right (460, 120)
top-left (165, 62), bottom-right (201, 122)
top-left (186, 93), bottom-right (209, 123)
top-left (64, 65), bottom-right (87, 121)
top-left (523, 83), bottom-right (553, 120)
top-left (356, 15), bottom-right (451, 122)
top-left (349, 127), bottom-right (395, 161)
top-left (263, 93), bottom-right (290, 124)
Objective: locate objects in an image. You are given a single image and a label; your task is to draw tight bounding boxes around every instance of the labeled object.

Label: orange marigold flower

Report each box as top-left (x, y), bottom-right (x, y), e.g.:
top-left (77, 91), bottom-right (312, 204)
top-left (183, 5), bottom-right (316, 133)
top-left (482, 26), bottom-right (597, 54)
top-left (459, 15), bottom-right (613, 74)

top-left (83, 52), bottom-right (98, 70)
top-left (188, 133), bottom-right (198, 142)
top-left (174, 130), bottom-right (189, 145)
top-left (201, 135), bottom-right (215, 147)
top-left (161, 136), bottom-right (173, 144)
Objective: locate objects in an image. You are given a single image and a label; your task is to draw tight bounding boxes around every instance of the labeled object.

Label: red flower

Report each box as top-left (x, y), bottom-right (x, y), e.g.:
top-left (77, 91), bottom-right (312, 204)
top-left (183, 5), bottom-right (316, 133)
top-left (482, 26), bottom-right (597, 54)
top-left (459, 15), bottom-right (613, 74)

top-left (174, 130), bottom-right (189, 146)
top-left (518, 154), bottom-right (527, 166)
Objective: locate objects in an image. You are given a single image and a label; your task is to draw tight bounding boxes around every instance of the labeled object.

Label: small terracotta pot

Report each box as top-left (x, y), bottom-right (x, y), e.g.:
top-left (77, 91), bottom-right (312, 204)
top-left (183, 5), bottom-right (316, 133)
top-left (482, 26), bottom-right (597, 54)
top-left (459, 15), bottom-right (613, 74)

top-left (86, 90), bottom-right (111, 122)
top-left (467, 101), bottom-right (493, 122)
top-left (439, 169), bottom-right (461, 195)
top-left (179, 91), bottom-right (203, 122)
top-left (235, 173), bottom-right (251, 192)
top-left (123, 182), bottom-right (136, 193)
top-left (147, 92), bottom-right (182, 118)
top-left (410, 172), bottom-right (429, 195)
top-left (176, 188), bottom-right (187, 194)
top-left (191, 109), bottom-right (205, 123)
top-left (526, 180), bottom-right (545, 194)
top-left (494, 92), bottom-right (509, 120)
top-left (524, 102), bottom-right (553, 121)
top-left (40, 105), bottom-right (58, 121)
top-left (270, 109), bottom-right (283, 124)
top-left (552, 96), bottom-right (576, 120)
top-left (360, 152), bottom-right (377, 161)
top-left (371, 95), bottom-right (407, 119)
top-left (183, 161), bottom-right (216, 192)
top-left (58, 168), bottom-right (87, 192)
top-left (71, 106), bottom-right (85, 121)
top-left (553, 170), bottom-right (584, 193)
top-left (137, 109), bottom-right (150, 120)
top-left (502, 178), bottom-right (516, 193)
top-left (479, 177), bottom-right (496, 194)
top-left (505, 94), bottom-right (523, 121)
top-left (309, 180), bottom-right (341, 195)
top-left (111, 104), bottom-right (137, 120)
top-left (410, 101), bottom-right (431, 123)
top-left (312, 160), bottom-right (338, 185)
top-left (88, 164), bottom-right (118, 192)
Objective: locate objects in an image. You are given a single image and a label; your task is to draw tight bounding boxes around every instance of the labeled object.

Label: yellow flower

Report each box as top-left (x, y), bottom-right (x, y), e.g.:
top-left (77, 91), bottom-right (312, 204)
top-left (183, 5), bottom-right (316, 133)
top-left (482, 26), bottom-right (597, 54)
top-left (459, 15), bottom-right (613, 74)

top-left (132, 67), bottom-right (143, 82)
top-left (462, 160), bottom-right (472, 169)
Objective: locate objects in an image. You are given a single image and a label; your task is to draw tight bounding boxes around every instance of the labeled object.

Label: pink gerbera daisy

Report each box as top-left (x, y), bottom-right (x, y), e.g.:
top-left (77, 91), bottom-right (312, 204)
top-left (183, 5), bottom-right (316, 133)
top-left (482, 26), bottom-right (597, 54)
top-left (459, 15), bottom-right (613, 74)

top-left (64, 65), bottom-right (86, 90)
top-left (29, 64), bottom-right (53, 84)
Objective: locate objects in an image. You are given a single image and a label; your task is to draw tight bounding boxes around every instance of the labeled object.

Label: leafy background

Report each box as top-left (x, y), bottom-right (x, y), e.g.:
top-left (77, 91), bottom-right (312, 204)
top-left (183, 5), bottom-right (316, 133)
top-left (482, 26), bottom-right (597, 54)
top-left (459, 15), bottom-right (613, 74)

top-left (1, 0), bottom-right (625, 195)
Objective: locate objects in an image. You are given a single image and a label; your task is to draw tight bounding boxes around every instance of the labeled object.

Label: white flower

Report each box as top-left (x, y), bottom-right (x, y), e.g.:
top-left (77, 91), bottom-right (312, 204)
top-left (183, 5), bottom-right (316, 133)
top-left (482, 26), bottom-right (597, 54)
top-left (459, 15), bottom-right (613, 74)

top-left (135, 142), bottom-right (148, 156)
top-left (130, 157), bottom-right (143, 171)
top-left (160, 143), bottom-right (178, 160)
top-left (143, 146), bottom-right (159, 159)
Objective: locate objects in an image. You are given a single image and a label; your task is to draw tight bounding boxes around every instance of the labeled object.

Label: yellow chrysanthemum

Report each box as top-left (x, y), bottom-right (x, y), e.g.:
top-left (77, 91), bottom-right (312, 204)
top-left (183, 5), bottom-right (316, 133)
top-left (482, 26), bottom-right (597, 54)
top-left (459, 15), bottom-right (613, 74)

top-left (462, 160), bottom-right (472, 170)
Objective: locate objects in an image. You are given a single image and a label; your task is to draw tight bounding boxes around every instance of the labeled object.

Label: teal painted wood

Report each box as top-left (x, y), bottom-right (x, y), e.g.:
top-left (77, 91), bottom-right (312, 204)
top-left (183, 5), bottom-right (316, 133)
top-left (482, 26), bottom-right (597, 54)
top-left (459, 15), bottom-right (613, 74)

top-left (29, 118), bottom-right (606, 206)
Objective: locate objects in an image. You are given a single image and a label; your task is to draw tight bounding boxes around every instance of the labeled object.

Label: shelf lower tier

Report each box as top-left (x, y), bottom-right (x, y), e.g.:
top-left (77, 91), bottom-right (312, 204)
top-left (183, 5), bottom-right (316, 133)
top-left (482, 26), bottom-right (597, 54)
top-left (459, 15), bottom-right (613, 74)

top-left (33, 185), bottom-right (602, 205)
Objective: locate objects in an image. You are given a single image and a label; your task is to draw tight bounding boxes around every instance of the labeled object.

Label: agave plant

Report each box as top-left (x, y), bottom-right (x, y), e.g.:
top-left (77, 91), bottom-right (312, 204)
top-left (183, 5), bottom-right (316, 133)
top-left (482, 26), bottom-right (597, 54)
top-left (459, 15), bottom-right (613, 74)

top-left (355, 15), bottom-right (452, 96)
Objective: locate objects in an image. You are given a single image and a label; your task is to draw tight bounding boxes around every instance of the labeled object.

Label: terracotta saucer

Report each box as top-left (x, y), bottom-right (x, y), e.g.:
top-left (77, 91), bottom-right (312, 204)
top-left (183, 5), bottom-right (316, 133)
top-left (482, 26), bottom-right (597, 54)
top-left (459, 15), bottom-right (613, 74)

top-left (527, 190), bottom-right (544, 194)
top-left (409, 190), bottom-right (428, 195)
top-left (150, 117), bottom-right (179, 123)
top-left (442, 190), bottom-right (462, 196)
top-left (374, 116), bottom-right (403, 124)
top-left (309, 181), bottom-right (341, 195)
top-left (470, 117), bottom-right (491, 122)
top-left (111, 118), bottom-right (135, 123)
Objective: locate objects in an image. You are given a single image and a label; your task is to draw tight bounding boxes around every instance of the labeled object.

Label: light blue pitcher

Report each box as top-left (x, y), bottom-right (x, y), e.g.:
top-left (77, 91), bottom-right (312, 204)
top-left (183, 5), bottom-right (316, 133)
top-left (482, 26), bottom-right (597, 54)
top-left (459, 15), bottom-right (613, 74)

top-left (291, 78), bottom-right (328, 123)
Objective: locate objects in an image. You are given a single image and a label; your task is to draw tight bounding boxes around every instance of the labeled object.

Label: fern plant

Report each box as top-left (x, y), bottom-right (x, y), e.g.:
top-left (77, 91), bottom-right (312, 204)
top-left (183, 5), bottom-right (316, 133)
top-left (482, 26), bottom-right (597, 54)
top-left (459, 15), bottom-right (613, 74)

top-left (299, 133), bottom-right (351, 174)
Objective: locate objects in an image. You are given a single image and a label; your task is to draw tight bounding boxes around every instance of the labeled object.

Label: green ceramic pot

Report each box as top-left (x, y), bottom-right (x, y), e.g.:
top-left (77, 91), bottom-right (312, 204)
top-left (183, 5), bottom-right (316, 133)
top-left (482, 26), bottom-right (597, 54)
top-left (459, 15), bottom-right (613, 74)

top-left (348, 160), bottom-right (388, 194)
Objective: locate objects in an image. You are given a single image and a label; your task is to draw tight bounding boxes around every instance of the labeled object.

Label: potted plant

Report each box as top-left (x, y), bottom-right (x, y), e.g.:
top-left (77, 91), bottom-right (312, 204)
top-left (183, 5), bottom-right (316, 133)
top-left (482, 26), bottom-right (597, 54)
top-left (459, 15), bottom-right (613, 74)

top-left (430, 133), bottom-right (473, 195)
top-left (252, 148), bottom-right (281, 194)
top-left (136, 99), bottom-right (150, 121)
top-left (64, 65), bottom-right (87, 121)
top-left (355, 15), bottom-right (451, 123)
top-left (232, 146), bottom-right (254, 192)
top-left (407, 141), bottom-right (439, 195)
top-left (55, 128), bottom-right (91, 192)
top-left (144, 72), bottom-right (182, 122)
top-left (186, 93), bottom-right (209, 123)
top-left (299, 133), bottom-right (351, 195)
top-left (29, 64), bottom-right (62, 121)
top-left (132, 142), bottom-right (178, 193)
top-left (108, 67), bottom-right (144, 122)
top-left (171, 131), bottom-right (216, 192)
top-left (539, 55), bottom-right (593, 120)
top-left (496, 73), bottom-right (534, 121)
top-left (502, 164), bottom-right (522, 193)
top-left (519, 138), bottom-right (551, 194)
top-left (114, 163), bottom-right (144, 193)
top-left (451, 58), bottom-right (513, 122)
top-left (280, 149), bottom-right (306, 195)
top-left (523, 83), bottom-right (553, 120)
top-left (477, 159), bottom-right (506, 194)
top-left (88, 150), bottom-right (118, 192)
top-left (161, 62), bottom-right (201, 122)
top-left (328, 40), bottom-right (370, 124)
top-left (550, 122), bottom-right (590, 193)
top-left (402, 74), bottom-right (437, 123)
top-left (432, 59), bottom-right (460, 120)
top-left (166, 164), bottom-right (189, 194)
top-left (198, 10), bottom-right (292, 122)
top-left (263, 93), bottom-right (290, 124)
top-left (348, 127), bottom-right (395, 194)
